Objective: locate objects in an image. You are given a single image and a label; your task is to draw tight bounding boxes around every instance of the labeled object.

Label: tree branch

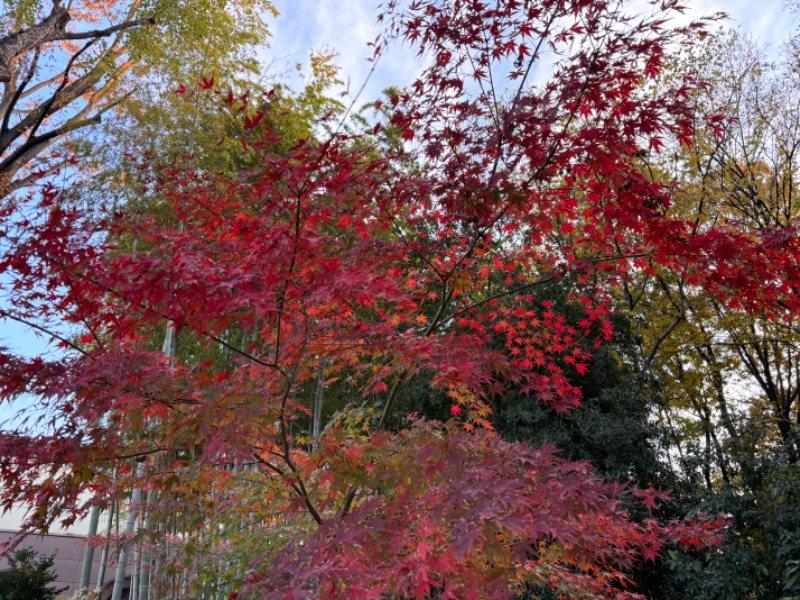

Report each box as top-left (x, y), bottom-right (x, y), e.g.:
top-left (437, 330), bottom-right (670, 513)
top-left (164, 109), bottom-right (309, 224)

top-left (0, 3), bottom-right (154, 83)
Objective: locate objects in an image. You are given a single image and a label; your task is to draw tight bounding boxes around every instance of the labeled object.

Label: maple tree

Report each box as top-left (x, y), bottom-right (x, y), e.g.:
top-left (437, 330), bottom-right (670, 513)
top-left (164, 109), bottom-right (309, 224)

top-left (3, 0), bottom-right (800, 598)
top-left (84, 48), bottom-right (346, 226)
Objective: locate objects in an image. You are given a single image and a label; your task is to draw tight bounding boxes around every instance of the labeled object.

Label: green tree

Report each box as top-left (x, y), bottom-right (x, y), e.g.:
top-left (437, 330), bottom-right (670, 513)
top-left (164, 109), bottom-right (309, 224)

top-left (0, 548), bottom-right (67, 600)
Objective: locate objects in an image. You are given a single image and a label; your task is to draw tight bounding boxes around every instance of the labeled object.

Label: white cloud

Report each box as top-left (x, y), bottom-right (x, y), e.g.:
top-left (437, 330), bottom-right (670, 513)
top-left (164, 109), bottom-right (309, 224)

top-left (268, 0), bottom-right (425, 103)
top-left (685, 0), bottom-right (795, 51)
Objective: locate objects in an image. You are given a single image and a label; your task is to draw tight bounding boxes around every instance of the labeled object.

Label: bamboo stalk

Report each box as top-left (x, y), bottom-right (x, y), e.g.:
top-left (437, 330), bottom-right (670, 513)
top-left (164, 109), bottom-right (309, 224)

top-left (79, 505), bottom-right (101, 590)
top-left (111, 463), bottom-right (144, 600)
top-left (96, 497), bottom-right (115, 592)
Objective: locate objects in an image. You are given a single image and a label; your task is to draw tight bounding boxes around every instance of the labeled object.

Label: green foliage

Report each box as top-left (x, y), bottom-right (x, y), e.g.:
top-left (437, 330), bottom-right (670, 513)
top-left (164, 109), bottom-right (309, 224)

top-left (657, 437), bottom-right (800, 600)
top-left (0, 548), bottom-right (67, 600)
top-left (0, 0), bottom-right (45, 28)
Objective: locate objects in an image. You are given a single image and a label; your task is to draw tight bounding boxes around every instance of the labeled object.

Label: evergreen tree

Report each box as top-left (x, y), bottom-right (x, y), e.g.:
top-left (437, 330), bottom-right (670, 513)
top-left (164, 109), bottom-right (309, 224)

top-left (0, 548), bottom-right (67, 600)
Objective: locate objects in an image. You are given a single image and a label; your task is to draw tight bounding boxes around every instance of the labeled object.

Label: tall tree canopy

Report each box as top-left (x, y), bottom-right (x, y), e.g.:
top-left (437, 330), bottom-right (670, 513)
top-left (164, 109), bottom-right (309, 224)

top-left (622, 31), bottom-right (800, 599)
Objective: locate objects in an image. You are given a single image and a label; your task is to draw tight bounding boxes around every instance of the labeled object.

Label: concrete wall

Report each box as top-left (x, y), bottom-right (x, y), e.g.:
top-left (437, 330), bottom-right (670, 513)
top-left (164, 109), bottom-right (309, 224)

top-left (0, 529), bottom-right (120, 599)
